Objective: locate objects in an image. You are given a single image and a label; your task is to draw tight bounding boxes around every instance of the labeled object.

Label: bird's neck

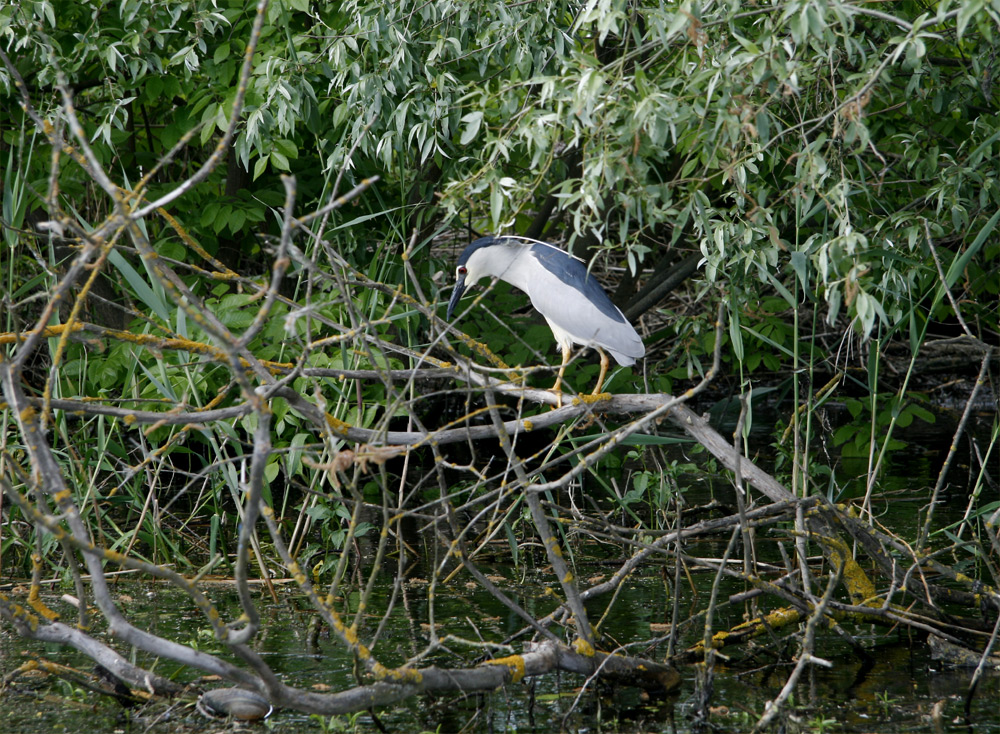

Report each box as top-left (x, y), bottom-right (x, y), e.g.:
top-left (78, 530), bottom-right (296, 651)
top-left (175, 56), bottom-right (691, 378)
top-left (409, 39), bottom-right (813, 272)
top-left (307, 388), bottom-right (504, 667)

top-left (484, 245), bottom-right (533, 291)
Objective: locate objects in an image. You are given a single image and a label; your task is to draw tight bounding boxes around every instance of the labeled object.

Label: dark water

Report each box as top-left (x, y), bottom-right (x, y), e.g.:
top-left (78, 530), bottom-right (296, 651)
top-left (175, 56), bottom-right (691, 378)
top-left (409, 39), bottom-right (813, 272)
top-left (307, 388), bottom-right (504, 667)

top-left (2, 544), bottom-right (997, 733)
top-left (3, 436), bottom-right (998, 732)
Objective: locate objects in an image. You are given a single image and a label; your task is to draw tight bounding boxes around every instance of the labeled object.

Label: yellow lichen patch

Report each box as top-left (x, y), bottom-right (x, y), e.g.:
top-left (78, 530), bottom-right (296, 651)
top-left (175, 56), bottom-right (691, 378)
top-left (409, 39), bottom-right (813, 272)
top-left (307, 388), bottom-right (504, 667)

top-left (816, 534), bottom-right (877, 605)
top-left (0, 593), bottom-right (40, 632)
top-left (579, 392), bottom-right (611, 404)
top-left (0, 323), bottom-right (84, 346)
top-left (482, 654), bottom-right (527, 683)
top-left (572, 637), bottom-right (596, 657)
top-left (453, 331), bottom-right (509, 370)
top-left (27, 579), bottom-right (59, 621)
top-left (102, 548), bottom-right (128, 566)
top-left (372, 662), bottom-right (424, 684)
top-left (325, 414), bottom-right (352, 437)
top-left (697, 606), bottom-right (803, 652)
top-left (953, 571), bottom-right (996, 597)
top-left (757, 606), bottom-right (801, 628)
top-left (731, 607), bottom-right (799, 643)
top-left (288, 562), bottom-right (308, 586)
top-left (562, 571), bottom-right (574, 583)
top-left (20, 660), bottom-right (42, 676)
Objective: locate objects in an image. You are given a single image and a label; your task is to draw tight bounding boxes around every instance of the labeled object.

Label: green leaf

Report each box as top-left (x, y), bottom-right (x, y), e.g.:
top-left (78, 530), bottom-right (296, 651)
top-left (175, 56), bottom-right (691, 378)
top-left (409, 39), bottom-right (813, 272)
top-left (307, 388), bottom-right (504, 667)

top-left (253, 155), bottom-right (269, 180)
top-left (332, 102), bottom-right (350, 127)
top-left (790, 250), bottom-right (808, 290)
top-left (306, 504), bottom-right (336, 521)
top-left (460, 110), bottom-right (483, 145)
top-left (490, 182), bottom-right (503, 231)
top-left (213, 205), bottom-right (232, 234)
top-left (213, 41), bottom-right (231, 64)
top-left (832, 424), bottom-right (856, 447)
top-left (107, 249), bottom-right (170, 324)
top-left (271, 151), bottom-right (290, 171)
top-left (729, 303), bottom-right (744, 361)
top-left (956, 0), bottom-right (987, 39)
top-left (200, 104), bottom-right (219, 145)
top-left (946, 209), bottom-right (999, 289)
top-left (229, 208), bottom-right (247, 232)
top-left (273, 138), bottom-right (298, 159)
top-left (765, 271), bottom-right (796, 307)
top-left (264, 461), bottom-right (280, 483)
top-left (287, 432), bottom-right (310, 477)
top-left (845, 398), bottom-right (863, 419)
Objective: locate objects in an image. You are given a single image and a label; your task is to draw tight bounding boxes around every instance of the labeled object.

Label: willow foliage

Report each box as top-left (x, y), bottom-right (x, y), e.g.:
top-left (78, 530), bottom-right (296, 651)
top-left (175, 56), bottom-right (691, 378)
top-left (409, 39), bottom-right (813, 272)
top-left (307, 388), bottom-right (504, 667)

top-left (2, 0), bottom-right (998, 339)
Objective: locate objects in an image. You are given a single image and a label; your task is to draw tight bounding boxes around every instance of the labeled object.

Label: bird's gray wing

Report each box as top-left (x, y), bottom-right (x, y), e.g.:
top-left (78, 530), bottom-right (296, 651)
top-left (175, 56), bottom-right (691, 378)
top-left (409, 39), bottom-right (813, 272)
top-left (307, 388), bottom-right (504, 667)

top-left (526, 246), bottom-right (645, 364)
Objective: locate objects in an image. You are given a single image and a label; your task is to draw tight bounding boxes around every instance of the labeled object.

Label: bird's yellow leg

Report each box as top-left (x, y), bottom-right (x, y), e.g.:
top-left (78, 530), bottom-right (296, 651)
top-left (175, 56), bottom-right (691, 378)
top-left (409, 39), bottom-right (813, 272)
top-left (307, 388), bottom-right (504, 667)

top-left (592, 348), bottom-right (610, 395)
top-left (551, 344), bottom-right (571, 407)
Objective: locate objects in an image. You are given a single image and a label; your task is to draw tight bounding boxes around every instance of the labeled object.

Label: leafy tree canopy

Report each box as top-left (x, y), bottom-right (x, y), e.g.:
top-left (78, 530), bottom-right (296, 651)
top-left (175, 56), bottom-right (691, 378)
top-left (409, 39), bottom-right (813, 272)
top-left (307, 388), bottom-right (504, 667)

top-left (2, 0), bottom-right (997, 345)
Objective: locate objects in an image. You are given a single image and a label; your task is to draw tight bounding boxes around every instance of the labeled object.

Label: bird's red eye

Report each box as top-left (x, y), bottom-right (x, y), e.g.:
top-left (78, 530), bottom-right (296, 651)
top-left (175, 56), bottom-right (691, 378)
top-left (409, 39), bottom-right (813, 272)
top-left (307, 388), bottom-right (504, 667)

top-left (457, 266), bottom-right (467, 275)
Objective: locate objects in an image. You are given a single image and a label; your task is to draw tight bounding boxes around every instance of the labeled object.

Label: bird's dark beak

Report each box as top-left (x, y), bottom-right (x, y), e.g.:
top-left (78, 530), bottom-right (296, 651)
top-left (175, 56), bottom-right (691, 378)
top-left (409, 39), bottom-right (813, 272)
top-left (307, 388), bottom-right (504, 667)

top-left (446, 275), bottom-right (466, 321)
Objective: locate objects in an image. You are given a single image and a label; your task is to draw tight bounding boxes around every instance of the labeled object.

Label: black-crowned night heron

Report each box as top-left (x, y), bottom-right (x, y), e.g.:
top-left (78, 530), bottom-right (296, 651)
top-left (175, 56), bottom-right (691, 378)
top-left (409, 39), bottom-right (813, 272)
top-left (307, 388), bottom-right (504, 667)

top-left (446, 235), bottom-right (644, 397)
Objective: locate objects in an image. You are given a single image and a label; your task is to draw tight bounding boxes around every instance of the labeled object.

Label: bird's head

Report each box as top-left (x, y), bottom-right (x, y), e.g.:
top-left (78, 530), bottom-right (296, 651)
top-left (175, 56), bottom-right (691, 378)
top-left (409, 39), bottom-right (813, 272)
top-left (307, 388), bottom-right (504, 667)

top-left (446, 236), bottom-right (505, 320)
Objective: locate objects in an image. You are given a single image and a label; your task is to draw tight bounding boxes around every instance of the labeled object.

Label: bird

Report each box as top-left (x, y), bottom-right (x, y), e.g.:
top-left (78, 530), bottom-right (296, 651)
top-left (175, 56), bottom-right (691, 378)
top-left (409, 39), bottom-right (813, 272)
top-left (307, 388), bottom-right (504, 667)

top-left (446, 235), bottom-right (644, 399)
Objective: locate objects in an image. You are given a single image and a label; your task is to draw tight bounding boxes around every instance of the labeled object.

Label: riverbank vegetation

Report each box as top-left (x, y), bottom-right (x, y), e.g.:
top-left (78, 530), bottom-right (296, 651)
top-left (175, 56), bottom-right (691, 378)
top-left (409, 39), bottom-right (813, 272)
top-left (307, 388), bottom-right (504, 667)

top-left (1, 0), bottom-right (997, 730)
